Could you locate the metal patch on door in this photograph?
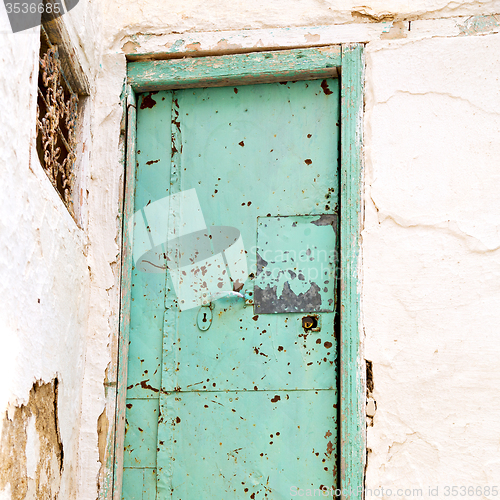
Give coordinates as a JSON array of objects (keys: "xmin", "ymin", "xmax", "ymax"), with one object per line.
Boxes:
[{"xmin": 254, "ymin": 215, "xmax": 338, "ymax": 314}]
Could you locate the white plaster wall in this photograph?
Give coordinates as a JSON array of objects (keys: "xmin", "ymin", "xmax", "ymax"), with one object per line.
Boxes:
[
  {"xmin": 0, "ymin": 2, "xmax": 126, "ymax": 498},
  {"xmin": 363, "ymin": 34, "xmax": 500, "ymax": 497},
  {"xmin": 0, "ymin": 15, "xmax": 89, "ymax": 500},
  {"xmin": 0, "ymin": 1, "xmax": 103, "ymax": 498},
  {"xmin": 102, "ymin": 0, "xmax": 500, "ymax": 36},
  {"xmin": 77, "ymin": 49, "xmax": 126, "ymax": 500},
  {"xmin": 43, "ymin": 2, "xmax": 125, "ymax": 499}
]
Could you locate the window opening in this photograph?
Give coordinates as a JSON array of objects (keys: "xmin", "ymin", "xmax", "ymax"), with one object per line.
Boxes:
[{"xmin": 36, "ymin": 25, "xmax": 79, "ymax": 219}]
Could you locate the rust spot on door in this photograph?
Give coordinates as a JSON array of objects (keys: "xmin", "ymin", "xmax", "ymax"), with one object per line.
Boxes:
[
  {"xmin": 320, "ymin": 80, "xmax": 333, "ymax": 95},
  {"xmin": 326, "ymin": 441, "xmax": 333, "ymax": 456},
  {"xmin": 140, "ymin": 380, "xmax": 159, "ymax": 393},
  {"xmin": 140, "ymin": 92, "xmax": 158, "ymax": 109}
]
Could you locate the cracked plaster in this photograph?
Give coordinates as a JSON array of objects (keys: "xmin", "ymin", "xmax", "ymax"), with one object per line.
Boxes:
[
  {"xmin": 100, "ymin": 0, "xmax": 500, "ymax": 40},
  {"xmin": 364, "ymin": 33, "xmax": 500, "ymax": 493}
]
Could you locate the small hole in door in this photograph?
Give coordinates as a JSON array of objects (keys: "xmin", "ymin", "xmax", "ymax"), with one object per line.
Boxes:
[{"xmin": 302, "ymin": 315, "xmax": 319, "ymax": 331}]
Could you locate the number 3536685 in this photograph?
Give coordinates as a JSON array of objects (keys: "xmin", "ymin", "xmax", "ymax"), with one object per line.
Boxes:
[{"xmin": 5, "ymin": 2, "xmax": 61, "ymax": 14}]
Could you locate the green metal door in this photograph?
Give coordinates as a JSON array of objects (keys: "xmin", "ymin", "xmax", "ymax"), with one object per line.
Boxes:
[{"xmin": 123, "ymin": 78, "xmax": 340, "ymax": 499}]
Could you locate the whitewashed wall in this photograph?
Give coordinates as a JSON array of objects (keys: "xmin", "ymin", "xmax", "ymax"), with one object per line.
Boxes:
[
  {"xmin": 0, "ymin": 2, "xmax": 111, "ymax": 499},
  {"xmin": 364, "ymin": 33, "xmax": 500, "ymax": 497},
  {"xmin": 1, "ymin": 1, "xmax": 499, "ymax": 499}
]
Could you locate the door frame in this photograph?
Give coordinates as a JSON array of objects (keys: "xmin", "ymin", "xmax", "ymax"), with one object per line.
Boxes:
[{"xmin": 112, "ymin": 44, "xmax": 364, "ymax": 500}]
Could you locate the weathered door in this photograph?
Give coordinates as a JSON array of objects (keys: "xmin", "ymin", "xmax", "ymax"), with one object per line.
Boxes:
[{"xmin": 123, "ymin": 78, "xmax": 340, "ymax": 499}]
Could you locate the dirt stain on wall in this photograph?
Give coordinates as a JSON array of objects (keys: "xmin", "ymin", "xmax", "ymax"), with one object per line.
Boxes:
[
  {"xmin": 97, "ymin": 408, "xmax": 109, "ymax": 468},
  {"xmin": 0, "ymin": 379, "xmax": 63, "ymax": 500}
]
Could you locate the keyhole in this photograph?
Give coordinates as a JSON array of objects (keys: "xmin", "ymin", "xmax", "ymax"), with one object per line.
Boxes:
[{"xmin": 197, "ymin": 304, "xmax": 213, "ymax": 331}]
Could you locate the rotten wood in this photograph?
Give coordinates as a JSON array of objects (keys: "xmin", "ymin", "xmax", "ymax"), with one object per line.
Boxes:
[
  {"xmin": 127, "ymin": 47, "xmax": 341, "ymax": 92},
  {"xmin": 113, "ymin": 85, "xmax": 137, "ymax": 500},
  {"xmin": 340, "ymin": 43, "xmax": 365, "ymax": 500},
  {"xmin": 42, "ymin": 11, "xmax": 90, "ymax": 96}
]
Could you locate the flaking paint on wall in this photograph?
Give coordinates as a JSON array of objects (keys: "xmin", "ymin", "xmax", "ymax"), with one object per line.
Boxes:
[
  {"xmin": 0, "ymin": 380, "xmax": 63, "ymax": 500},
  {"xmin": 101, "ymin": 0, "xmax": 500, "ymax": 40},
  {"xmin": 364, "ymin": 33, "xmax": 500, "ymax": 492},
  {"xmin": 0, "ymin": 2, "xmax": 98, "ymax": 499},
  {"xmin": 97, "ymin": 409, "xmax": 109, "ymax": 477}
]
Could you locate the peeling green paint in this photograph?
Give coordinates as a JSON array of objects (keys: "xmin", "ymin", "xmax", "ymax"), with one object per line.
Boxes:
[
  {"xmin": 115, "ymin": 44, "xmax": 365, "ymax": 500},
  {"xmin": 340, "ymin": 44, "xmax": 364, "ymax": 500},
  {"xmin": 168, "ymin": 38, "xmax": 185, "ymax": 53},
  {"xmin": 127, "ymin": 47, "xmax": 341, "ymax": 92},
  {"xmin": 459, "ymin": 15, "xmax": 499, "ymax": 36}
]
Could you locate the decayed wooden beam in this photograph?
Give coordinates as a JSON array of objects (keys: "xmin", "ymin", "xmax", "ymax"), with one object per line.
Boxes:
[{"xmin": 128, "ymin": 46, "xmax": 341, "ymax": 92}]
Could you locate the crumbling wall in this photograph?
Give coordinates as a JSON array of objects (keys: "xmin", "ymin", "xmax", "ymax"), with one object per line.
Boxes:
[
  {"xmin": 0, "ymin": 380, "xmax": 63, "ymax": 500},
  {"xmin": 0, "ymin": 1, "xmax": 99, "ymax": 499},
  {"xmin": 101, "ymin": 0, "xmax": 500, "ymax": 38},
  {"xmin": 363, "ymin": 32, "xmax": 500, "ymax": 495}
]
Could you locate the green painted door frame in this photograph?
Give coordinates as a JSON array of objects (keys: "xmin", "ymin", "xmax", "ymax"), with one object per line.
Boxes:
[{"xmin": 113, "ymin": 44, "xmax": 364, "ymax": 500}]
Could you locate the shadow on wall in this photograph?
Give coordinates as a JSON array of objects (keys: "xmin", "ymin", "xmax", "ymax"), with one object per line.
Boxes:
[{"xmin": 0, "ymin": 379, "xmax": 63, "ymax": 499}]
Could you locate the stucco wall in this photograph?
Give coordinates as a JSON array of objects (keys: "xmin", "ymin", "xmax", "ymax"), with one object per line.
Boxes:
[
  {"xmin": 364, "ymin": 33, "xmax": 500, "ymax": 497},
  {"xmin": 1, "ymin": 1, "xmax": 499, "ymax": 499},
  {"xmin": 101, "ymin": 0, "xmax": 500, "ymax": 34}
]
